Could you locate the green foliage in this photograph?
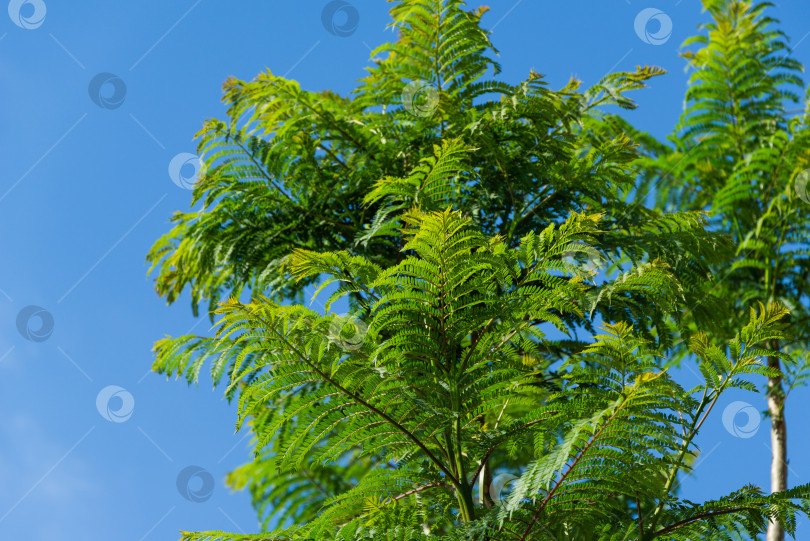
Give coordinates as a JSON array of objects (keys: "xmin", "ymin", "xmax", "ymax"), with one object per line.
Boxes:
[
  {"xmin": 167, "ymin": 211, "xmax": 809, "ymax": 539},
  {"xmin": 145, "ymin": 1, "xmax": 810, "ymax": 538},
  {"xmin": 636, "ymin": 0, "xmax": 810, "ymax": 345},
  {"xmin": 622, "ymin": 3, "xmax": 810, "ymax": 536},
  {"xmin": 146, "ymin": 0, "xmax": 724, "ymax": 331}
]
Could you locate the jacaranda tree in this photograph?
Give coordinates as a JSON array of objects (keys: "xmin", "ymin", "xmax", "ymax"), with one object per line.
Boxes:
[
  {"xmin": 624, "ymin": 2, "xmax": 810, "ymax": 538},
  {"xmin": 173, "ymin": 209, "xmax": 808, "ymax": 539},
  {"xmin": 146, "ymin": 0, "xmax": 810, "ymax": 538}
]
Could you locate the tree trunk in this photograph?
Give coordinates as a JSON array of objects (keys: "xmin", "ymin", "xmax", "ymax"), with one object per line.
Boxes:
[
  {"xmin": 479, "ymin": 458, "xmax": 494, "ymax": 509},
  {"xmin": 766, "ymin": 350, "xmax": 787, "ymax": 541}
]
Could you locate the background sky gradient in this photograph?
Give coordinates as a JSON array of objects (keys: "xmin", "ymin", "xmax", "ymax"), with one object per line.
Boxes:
[{"xmin": 2, "ymin": 1, "xmax": 810, "ymax": 539}]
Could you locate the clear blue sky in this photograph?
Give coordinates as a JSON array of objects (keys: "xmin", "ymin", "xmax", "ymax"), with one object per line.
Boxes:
[{"xmin": 2, "ymin": 1, "xmax": 810, "ymax": 539}]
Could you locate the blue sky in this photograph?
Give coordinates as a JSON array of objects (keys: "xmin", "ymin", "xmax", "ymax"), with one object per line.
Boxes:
[{"xmin": 2, "ymin": 1, "xmax": 810, "ymax": 539}]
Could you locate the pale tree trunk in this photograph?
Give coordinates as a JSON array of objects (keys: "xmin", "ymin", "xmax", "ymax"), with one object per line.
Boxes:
[
  {"xmin": 766, "ymin": 347, "xmax": 787, "ymax": 541},
  {"xmin": 478, "ymin": 458, "xmax": 494, "ymax": 509}
]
